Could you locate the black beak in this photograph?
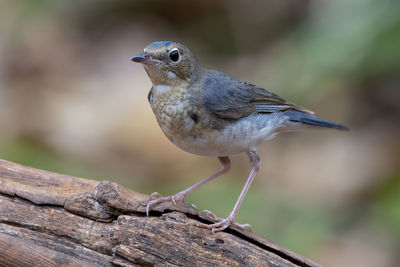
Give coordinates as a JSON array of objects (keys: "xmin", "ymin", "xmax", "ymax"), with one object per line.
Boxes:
[
  {"xmin": 131, "ymin": 53, "xmax": 149, "ymax": 63},
  {"xmin": 131, "ymin": 53, "xmax": 161, "ymax": 65}
]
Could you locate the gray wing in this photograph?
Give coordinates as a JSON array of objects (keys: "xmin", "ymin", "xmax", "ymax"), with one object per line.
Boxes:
[{"xmin": 202, "ymin": 70, "xmax": 313, "ymax": 120}]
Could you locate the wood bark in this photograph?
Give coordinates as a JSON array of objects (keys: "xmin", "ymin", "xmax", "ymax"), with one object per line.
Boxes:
[{"xmin": 0, "ymin": 159, "xmax": 320, "ymax": 267}]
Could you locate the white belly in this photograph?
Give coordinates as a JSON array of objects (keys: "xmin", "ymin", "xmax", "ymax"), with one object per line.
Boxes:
[{"xmin": 172, "ymin": 113, "xmax": 288, "ymax": 157}]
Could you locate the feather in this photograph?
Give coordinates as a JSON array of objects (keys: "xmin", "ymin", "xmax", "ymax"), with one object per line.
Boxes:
[{"xmin": 202, "ymin": 69, "xmax": 313, "ymax": 119}]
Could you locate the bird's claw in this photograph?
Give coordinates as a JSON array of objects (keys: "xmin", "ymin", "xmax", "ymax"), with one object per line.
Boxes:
[
  {"xmin": 146, "ymin": 196, "xmax": 252, "ymax": 233},
  {"xmin": 149, "ymin": 192, "xmax": 163, "ymax": 200},
  {"xmin": 146, "ymin": 192, "xmax": 185, "ymax": 216},
  {"xmin": 237, "ymin": 223, "xmax": 252, "ymax": 231},
  {"xmin": 171, "ymin": 195, "xmax": 177, "ymax": 205},
  {"xmin": 202, "ymin": 209, "xmax": 220, "ymax": 220},
  {"xmin": 199, "ymin": 210, "xmax": 252, "ymax": 232},
  {"xmin": 196, "ymin": 215, "xmax": 235, "ymax": 233}
]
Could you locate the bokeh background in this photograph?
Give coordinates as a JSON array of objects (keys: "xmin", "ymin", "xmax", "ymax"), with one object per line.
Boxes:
[{"xmin": 1, "ymin": 0, "xmax": 399, "ymax": 266}]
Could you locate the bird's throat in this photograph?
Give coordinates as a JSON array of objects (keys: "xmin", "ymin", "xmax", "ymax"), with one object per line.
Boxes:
[{"xmin": 144, "ymin": 65, "xmax": 168, "ymax": 86}]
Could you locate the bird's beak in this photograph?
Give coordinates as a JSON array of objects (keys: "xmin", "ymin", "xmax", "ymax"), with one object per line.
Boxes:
[{"xmin": 131, "ymin": 53, "xmax": 160, "ymax": 65}]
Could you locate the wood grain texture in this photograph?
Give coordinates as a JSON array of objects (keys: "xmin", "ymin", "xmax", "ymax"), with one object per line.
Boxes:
[{"xmin": 0, "ymin": 159, "xmax": 320, "ymax": 267}]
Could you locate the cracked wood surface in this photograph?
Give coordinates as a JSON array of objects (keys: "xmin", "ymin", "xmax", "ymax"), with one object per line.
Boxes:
[{"xmin": 0, "ymin": 159, "xmax": 320, "ymax": 267}]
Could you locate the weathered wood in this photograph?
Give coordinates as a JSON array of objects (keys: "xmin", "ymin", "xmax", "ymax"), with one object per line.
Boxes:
[{"xmin": 0, "ymin": 159, "xmax": 320, "ymax": 267}]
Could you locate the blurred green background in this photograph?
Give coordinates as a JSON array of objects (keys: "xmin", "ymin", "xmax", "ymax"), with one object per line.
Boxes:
[{"xmin": 0, "ymin": 0, "xmax": 399, "ymax": 266}]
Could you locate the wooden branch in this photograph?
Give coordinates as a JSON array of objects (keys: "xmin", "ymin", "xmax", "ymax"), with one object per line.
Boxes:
[{"xmin": 0, "ymin": 159, "xmax": 320, "ymax": 267}]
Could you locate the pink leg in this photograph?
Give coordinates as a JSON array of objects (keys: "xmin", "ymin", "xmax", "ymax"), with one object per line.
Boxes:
[
  {"xmin": 146, "ymin": 157, "xmax": 231, "ymax": 216},
  {"xmin": 197, "ymin": 149, "xmax": 261, "ymax": 233}
]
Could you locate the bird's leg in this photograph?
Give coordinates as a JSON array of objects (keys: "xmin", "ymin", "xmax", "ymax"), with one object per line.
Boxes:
[
  {"xmin": 197, "ymin": 149, "xmax": 261, "ymax": 233},
  {"xmin": 146, "ymin": 157, "xmax": 231, "ymax": 215}
]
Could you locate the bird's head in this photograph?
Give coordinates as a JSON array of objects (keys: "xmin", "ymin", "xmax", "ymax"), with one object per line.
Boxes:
[{"xmin": 131, "ymin": 41, "xmax": 201, "ymax": 87}]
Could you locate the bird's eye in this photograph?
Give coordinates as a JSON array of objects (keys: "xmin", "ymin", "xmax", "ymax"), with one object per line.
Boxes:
[{"xmin": 169, "ymin": 49, "xmax": 180, "ymax": 62}]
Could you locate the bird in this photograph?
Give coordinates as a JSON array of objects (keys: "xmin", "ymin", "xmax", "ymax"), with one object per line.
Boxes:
[{"xmin": 131, "ymin": 41, "xmax": 348, "ymax": 233}]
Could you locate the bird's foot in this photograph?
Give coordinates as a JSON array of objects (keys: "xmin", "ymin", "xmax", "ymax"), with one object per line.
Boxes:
[
  {"xmin": 197, "ymin": 210, "xmax": 252, "ymax": 233},
  {"xmin": 146, "ymin": 192, "xmax": 186, "ymax": 216},
  {"xmin": 196, "ymin": 214, "xmax": 236, "ymax": 233}
]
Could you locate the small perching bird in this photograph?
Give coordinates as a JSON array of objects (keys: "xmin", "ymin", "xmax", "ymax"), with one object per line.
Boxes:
[{"xmin": 131, "ymin": 41, "xmax": 348, "ymax": 233}]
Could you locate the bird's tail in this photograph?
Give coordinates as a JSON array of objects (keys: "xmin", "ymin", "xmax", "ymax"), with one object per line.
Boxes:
[{"xmin": 284, "ymin": 110, "xmax": 349, "ymax": 130}]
